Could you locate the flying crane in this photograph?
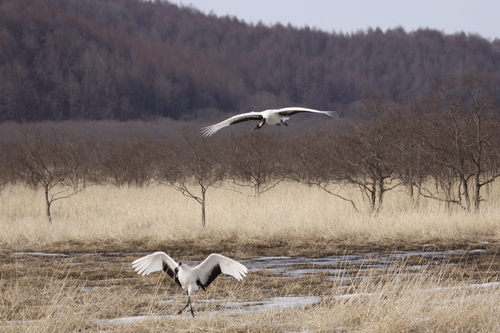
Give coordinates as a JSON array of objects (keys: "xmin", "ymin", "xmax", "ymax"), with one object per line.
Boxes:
[{"xmin": 201, "ymin": 107, "xmax": 338, "ymax": 136}]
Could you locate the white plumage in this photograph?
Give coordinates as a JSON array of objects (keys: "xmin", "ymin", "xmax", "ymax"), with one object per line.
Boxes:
[
  {"xmin": 201, "ymin": 107, "xmax": 338, "ymax": 137},
  {"xmin": 132, "ymin": 252, "xmax": 247, "ymax": 316}
]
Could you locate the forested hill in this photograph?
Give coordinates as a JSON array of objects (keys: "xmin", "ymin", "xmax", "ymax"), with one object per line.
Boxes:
[{"xmin": 1, "ymin": 0, "xmax": 500, "ymax": 122}]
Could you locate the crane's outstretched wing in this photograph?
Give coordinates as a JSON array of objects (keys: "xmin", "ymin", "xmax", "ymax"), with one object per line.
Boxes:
[
  {"xmin": 132, "ymin": 252, "xmax": 180, "ymax": 286},
  {"xmin": 277, "ymin": 107, "xmax": 338, "ymax": 118},
  {"xmin": 194, "ymin": 254, "xmax": 248, "ymax": 290},
  {"xmin": 201, "ymin": 112, "xmax": 263, "ymax": 137}
]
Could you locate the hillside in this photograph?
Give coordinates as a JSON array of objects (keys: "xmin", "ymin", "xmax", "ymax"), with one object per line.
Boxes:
[{"xmin": 0, "ymin": 0, "xmax": 499, "ymax": 121}]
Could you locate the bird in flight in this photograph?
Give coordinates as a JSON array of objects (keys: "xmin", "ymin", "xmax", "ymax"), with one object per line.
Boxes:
[
  {"xmin": 201, "ymin": 107, "xmax": 338, "ymax": 137},
  {"xmin": 132, "ymin": 252, "xmax": 248, "ymax": 317}
]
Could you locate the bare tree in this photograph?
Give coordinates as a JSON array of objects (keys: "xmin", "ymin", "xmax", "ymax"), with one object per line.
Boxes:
[
  {"xmin": 416, "ymin": 74, "xmax": 500, "ymax": 212},
  {"xmin": 0, "ymin": 142, "xmax": 15, "ymax": 192},
  {"xmin": 465, "ymin": 75, "xmax": 500, "ymax": 211},
  {"xmin": 224, "ymin": 132, "xmax": 286, "ymax": 198},
  {"xmin": 156, "ymin": 130, "xmax": 224, "ymax": 227},
  {"xmin": 289, "ymin": 131, "xmax": 359, "ymax": 211},
  {"xmin": 12, "ymin": 124, "xmax": 89, "ymax": 222},
  {"xmin": 331, "ymin": 97, "xmax": 401, "ymax": 213},
  {"xmin": 101, "ymin": 136, "xmax": 156, "ymax": 187},
  {"xmin": 388, "ymin": 105, "xmax": 430, "ymax": 204}
]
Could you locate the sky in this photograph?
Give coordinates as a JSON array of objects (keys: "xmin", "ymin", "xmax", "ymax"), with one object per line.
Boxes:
[{"xmin": 174, "ymin": 0, "xmax": 500, "ymax": 41}]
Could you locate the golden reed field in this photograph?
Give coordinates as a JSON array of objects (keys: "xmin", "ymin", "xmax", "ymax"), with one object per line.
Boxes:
[{"xmin": 1, "ymin": 182, "xmax": 500, "ymax": 332}]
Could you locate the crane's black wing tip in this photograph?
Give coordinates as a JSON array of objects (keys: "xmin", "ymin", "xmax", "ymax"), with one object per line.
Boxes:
[{"xmin": 197, "ymin": 264, "xmax": 222, "ymax": 290}]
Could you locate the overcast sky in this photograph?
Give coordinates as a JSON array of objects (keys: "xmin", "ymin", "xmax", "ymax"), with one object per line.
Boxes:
[{"xmin": 174, "ymin": 0, "xmax": 500, "ymax": 40}]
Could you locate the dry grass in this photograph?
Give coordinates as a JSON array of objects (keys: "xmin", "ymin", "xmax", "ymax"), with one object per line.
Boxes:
[
  {"xmin": 1, "ymin": 182, "xmax": 500, "ymax": 252},
  {"xmin": 1, "ymin": 251, "xmax": 500, "ymax": 332},
  {"xmin": 1, "ymin": 182, "xmax": 500, "ymax": 332}
]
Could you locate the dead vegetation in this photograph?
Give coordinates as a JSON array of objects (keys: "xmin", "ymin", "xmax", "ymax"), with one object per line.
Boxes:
[
  {"xmin": 1, "ymin": 182, "xmax": 499, "ymax": 252},
  {"xmin": 1, "ymin": 182, "xmax": 500, "ymax": 331},
  {"xmin": 1, "ymin": 246, "xmax": 500, "ymax": 332}
]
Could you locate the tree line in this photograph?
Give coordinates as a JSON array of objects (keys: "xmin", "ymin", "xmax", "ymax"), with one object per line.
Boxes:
[
  {"xmin": 1, "ymin": 0, "xmax": 500, "ymax": 122},
  {"xmin": 1, "ymin": 74, "xmax": 499, "ymax": 225}
]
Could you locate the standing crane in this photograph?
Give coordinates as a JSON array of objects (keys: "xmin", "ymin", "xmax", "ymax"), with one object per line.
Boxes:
[{"xmin": 132, "ymin": 252, "xmax": 248, "ymax": 317}]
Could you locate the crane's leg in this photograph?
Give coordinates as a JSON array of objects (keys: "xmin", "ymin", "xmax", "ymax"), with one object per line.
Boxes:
[
  {"xmin": 178, "ymin": 296, "xmax": 195, "ymax": 317},
  {"xmin": 189, "ymin": 298, "xmax": 195, "ymax": 317},
  {"xmin": 178, "ymin": 297, "xmax": 190, "ymax": 314}
]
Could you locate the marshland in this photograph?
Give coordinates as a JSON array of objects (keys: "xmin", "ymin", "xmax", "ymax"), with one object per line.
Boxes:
[
  {"xmin": 1, "ymin": 182, "xmax": 500, "ymax": 332},
  {"xmin": 1, "ymin": 116, "xmax": 500, "ymax": 332},
  {"xmin": 2, "ymin": 1, "xmax": 500, "ymax": 331},
  {"xmin": 2, "ymin": 82, "xmax": 500, "ymax": 332}
]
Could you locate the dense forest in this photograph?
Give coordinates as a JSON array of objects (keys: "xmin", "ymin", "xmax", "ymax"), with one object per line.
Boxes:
[{"xmin": 1, "ymin": 0, "xmax": 500, "ymax": 122}]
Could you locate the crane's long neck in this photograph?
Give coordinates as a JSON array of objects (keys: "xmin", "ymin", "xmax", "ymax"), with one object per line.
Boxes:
[{"xmin": 254, "ymin": 118, "xmax": 266, "ymax": 130}]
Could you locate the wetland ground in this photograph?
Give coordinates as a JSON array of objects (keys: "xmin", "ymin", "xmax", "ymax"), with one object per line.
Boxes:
[{"xmin": 1, "ymin": 183, "xmax": 500, "ymax": 332}]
